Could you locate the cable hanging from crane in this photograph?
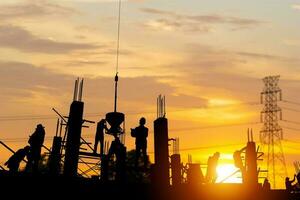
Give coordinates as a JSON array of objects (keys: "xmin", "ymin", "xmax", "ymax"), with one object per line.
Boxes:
[
  {"xmin": 115, "ymin": 0, "xmax": 122, "ymax": 74},
  {"xmin": 113, "ymin": 0, "xmax": 122, "ymax": 112},
  {"xmin": 105, "ymin": 0, "xmax": 125, "ymax": 140}
]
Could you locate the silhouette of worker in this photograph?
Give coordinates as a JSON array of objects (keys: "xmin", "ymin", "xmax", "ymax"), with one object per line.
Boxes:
[
  {"xmin": 131, "ymin": 117, "xmax": 148, "ymax": 168},
  {"xmin": 108, "ymin": 134, "xmax": 126, "ymax": 181},
  {"xmin": 233, "ymin": 150, "xmax": 246, "ymax": 180},
  {"xmin": 286, "ymin": 175, "xmax": 297, "ymax": 192},
  {"xmin": 94, "ymin": 119, "xmax": 108, "ymax": 155},
  {"xmin": 26, "ymin": 124, "xmax": 45, "ymax": 173},
  {"xmin": 206, "ymin": 152, "xmax": 220, "ymax": 183},
  {"xmin": 262, "ymin": 178, "xmax": 271, "ymax": 190},
  {"xmin": 5, "ymin": 146, "xmax": 30, "ymax": 173}
]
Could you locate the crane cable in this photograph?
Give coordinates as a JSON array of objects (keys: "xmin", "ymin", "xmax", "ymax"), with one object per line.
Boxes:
[
  {"xmin": 115, "ymin": 0, "xmax": 122, "ymax": 74},
  {"xmin": 113, "ymin": 0, "xmax": 122, "ymax": 112}
]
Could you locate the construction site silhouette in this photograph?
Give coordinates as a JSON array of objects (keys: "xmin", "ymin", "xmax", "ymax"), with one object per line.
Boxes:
[
  {"xmin": 0, "ymin": 75, "xmax": 300, "ymax": 200},
  {"xmin": 0, "ymin": 0, "xmax": 300, "ymax": 200}
]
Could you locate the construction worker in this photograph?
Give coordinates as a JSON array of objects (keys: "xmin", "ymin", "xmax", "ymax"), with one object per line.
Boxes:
[
  {"xmin": 94, "ymin": 119, "xmax": 108, "ymax": 155},
  {"xmin": 285, "ymin": 175, "xmax": 297, "ymax": 192},
  {"xmin": 26, "ymin": 124, "xmax": 45, "ymax": 173},
  {"xmin": 131, "ymin": 117, "xmax": 148, "ymax": 168},
  {"xmin": 262, "ymin": 178, "xmax": 271, "ymax": 190},
  {"xmin": 5, "ymin": 146, "xmax": 30, "ymax": 173},
  {"xmin": 108, "ymin": 134, "xmax": 126, "ymax": 181},
  {"xmin": 233, "ymin": 150, "xmax": 246, "ymax": 181},
  {"xmin": 206, "ymin": 152, "xmax": 220, "ymax": 183}
]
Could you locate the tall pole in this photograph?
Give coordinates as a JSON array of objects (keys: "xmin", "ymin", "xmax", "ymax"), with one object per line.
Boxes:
[
  {"xmin": 114, "ymin": 73, "xmax": 118, "ymax": 112},
  {"xmin": 260, "ymin": 75, "xmax": 287, "ymax": 188}
]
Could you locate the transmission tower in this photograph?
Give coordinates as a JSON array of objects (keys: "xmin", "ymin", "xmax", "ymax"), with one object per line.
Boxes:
[{"xmin": 260, "ymin": 75, "xmax": 287, "ymax": 188}]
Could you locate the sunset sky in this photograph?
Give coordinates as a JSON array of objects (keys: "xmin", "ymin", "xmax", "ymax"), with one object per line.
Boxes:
[{"xmin": 1, "ymin": 0, "xmax": 300, "ymax": 188}]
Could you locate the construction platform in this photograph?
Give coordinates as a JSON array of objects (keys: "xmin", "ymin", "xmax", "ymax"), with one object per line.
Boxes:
[{"xmin": 0, "ymin": 171, "xmax": 299, "ymax": 200}]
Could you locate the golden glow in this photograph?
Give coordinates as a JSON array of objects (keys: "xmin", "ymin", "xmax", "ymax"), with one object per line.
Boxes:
[
  {"xmin": 208, "ymin": 98, "xmax": 240, "ymax": 107},
  {"xmin": 0, "ymin": 0, "xmax": 298, "ymax": 189},
  {"xmin": 216, "ymin": 164, "xmax": 242, "ymax": 183}
]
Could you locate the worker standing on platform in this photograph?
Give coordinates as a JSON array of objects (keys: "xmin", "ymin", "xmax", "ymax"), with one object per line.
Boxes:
[
  {"xmin": 5, "ymin": 146, "xmax": 30, "ymax": 173},
  {"xmin": 94, "ymin": 119, "xmax": 108, "ymax": 155},
  {"xmin": 26, "ymin": 124, "xmax": 45, "ymax": 173},
  {"xmin": 131, "ymin": 117, "xmax": 148, "ymax": 168}
]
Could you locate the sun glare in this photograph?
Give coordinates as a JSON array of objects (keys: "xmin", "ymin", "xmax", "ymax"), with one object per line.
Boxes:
[{"xmin": 216, "ymin": 164, "xmax": 242, "ymax": 183}]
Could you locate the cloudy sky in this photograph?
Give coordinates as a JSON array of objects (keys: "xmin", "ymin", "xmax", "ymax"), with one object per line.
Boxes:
[{"xmin": 0, "ymin": 0, "xmax": 300, "ymax": 187}]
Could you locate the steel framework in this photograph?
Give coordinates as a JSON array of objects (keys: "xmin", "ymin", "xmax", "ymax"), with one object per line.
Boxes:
[{"xmin": 260, "ymin": 75, "xmax": 287, "ymax": 188}]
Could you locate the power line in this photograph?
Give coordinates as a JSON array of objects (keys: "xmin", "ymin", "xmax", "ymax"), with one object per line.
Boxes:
[
  {"xmin": 115, "ymin": 0, "xmax": 122, "ymax": 73},
  {"xmin": 282, "ymin": 100, "xmax": 300, "ymax": 107},
  {"xmin": 0, "ymin": 101, "xmax": 261, "ymax": 122},
  {"xmin": 147, "ymin": 143, "xmax": 244, "ymax": 154},
  {"xmin": 282, "ymin": 145, "xmax": 300, "ymax": 151},
  {"xmin": 1, "ymin": 99, "xmax": 300, "ymax": 124},
  {"xmin": 281, "ymin": 106, "xmax": 300, "ymax": 113},
  {"xmin": 282, "ymin": 126, "xmax": 300, "ymax": 132},
  {"xmin": 281, "ymin": 119, "xmax": 300, "ymax": 126},
  {"xmin": 0, "ymin": 121, "xmax": 261, "ymax": 143},
  {"xmin": 169, "ymin": 122, "xmax": 261, "ymax": 132},
  {"xmin": 283, "ymin": 139, "xmax": 300, "ymax": 144},
  {"xmin": 176, "ymin": 143, "xmax": 243, "ymax": 152}
]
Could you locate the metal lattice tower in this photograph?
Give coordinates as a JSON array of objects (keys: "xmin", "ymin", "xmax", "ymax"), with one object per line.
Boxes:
[{"xmin": 260, "ymin": 75, "xmax": 287, "ymax": 188}]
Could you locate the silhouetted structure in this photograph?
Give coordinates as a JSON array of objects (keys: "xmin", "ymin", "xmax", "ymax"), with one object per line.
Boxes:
[
  {"xmin": 170, "ymin": 154, "xmax": 181, "ymax": 186},
  {"xmin": 48, "ymin": 119, "xmax": 62, "ymax": 175},
  {"xmin": 105, "ymin": 74, "xmax": 125, "ymax": 138},
  {"xmin": 131, "ymin": 117, "xmax": 148, "ymax": 168},
  {"xmin": 94, "ymin": 119, "xmax": 107, "ymax": 155},
  {"xmin": 2, "ymin": 76, "xmax": 300, "ymax": 200},
  {"xmin": 26, "ymin": 124, "xmax": 45, "ymax": 173},
  {"xmin": 153, "ymin": 95, "xmax": 169, "ymax": 187},
  {"xmin": 245, "ymin": 130, "xmax": 258, "ymax": 187},
  {"xmin": 187, "ymin": 163, "xmax": 204, "ymax": 185},
  {"xmin": 170, "ymin": 138, "xmax": 182, "ymax": 186},
  {"xmin": 100, "ymin": 155, "xmax": 109, "ymax": 182},
  {"xmin": 102, "ymin": 73, "xmax": 127, "ymax": 181},
  {"xmin": 234, "ymin": 129, "xmax": 262, "ymax": 188},
  {"xmin": 64, "ymin": 78, "xmax": 84, "ymax": 177},
  {"xmin": 260, "ymin": 75, "xmax": 287, "ymax": 188},
  {"xmin": 49, "ymin": 136, "xmax": 62, "ymax": 175},
  {"xmin": 5, "ymin": 146, "xmax": 30, "ymax": 173}
]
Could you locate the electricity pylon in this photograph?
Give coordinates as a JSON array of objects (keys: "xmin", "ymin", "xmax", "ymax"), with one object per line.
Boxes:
[{"xmin": 260, "ymin": 75, "xmax": 287, "ymax": 189}]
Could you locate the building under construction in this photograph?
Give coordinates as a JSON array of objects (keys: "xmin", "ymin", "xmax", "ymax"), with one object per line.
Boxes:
[{"xmin": 0, "ymin": 75, "xmax": 300, "ymax": 200}]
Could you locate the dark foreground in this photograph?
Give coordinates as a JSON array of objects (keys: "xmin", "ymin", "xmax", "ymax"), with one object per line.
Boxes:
[{"xmin": 0, "ymin": 172, "xmax": 299, "ymax": 200}]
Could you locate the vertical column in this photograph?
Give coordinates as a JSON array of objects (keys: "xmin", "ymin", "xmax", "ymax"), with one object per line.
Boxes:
[
  {"xmin": 64, "ymin": 101, "xmax": 84, "ymax": 177},
  {"xmin": 170, "ymin": 154, "xmax": 181, "ymax": 186},
  {"xmin": 245, "ymin": 141, "xmax": 258, "ymax": 186},
  {"xmin": 49, "ymin": 136, "xmax": 62, "ymax": 175},
  {"xmin": 154, "ymin": 117, "xmax": 170, "ymax": 187}
]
